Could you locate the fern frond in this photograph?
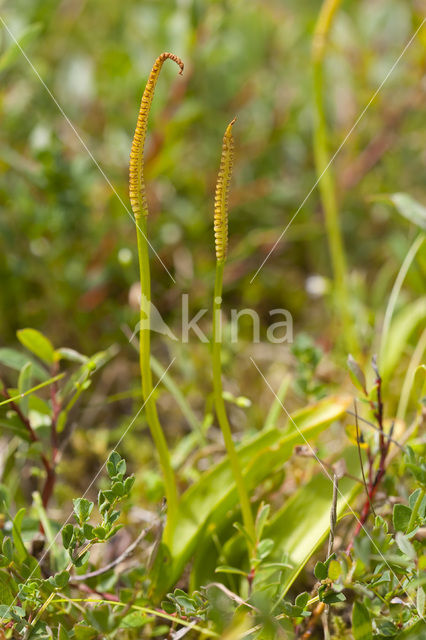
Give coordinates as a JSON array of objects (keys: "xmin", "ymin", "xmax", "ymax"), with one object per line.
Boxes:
[
  {"xmin": 214, "ymin": 118, "xmax": 236, "ymax": 264},
  {"xmin": 129, "ymin": 52, "xmax": 184, "ymax": 219}
]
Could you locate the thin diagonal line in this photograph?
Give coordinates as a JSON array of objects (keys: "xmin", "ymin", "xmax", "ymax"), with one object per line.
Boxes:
[
  {"xmin": 1, "ymin": 357, "xmax": 176, "ymax": 623},
  {"xmin": 250, "ymin": 356, "xmax": 423, "ymax": 616},
  {"xmin": 250, "ymin": 18, "xmax": 426, "ymax": 283},
  {"xmin": 0, "ymin": 15, "xmax": 176, "ymax": 284}
]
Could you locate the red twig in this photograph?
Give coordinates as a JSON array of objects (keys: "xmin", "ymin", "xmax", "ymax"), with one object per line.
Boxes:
[
  {"xmin": 1, "ymin": 375, "xmax": 60, "ymax": 510},
  {"xmin": 347, "ymin": 361, "xmax": 391, "ymax": 553}
]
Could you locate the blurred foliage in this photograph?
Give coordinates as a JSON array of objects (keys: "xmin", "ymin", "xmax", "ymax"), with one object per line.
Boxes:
[
  {"xmin": 0, "ymin": 0, "xmax": 425, "ymax": 636},
  {"xmin": 0, "ymin": 0, "xmax": 425, "ymax": 352}
]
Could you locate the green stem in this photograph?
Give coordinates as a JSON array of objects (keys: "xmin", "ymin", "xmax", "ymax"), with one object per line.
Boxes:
[
  {"xmin": 136, "ymin": 216, "xmax": 178, "ymax": 533},
  {"xmin": 0, "ymin": 373, "xmax": 65, "ymax": 408},
  {"xmin": 312, "ymin": 0, "xmax": 357, "ymax": 355},
  {"xmin": 406, "ymin": 488, "xmax": 425, "ymax": 533},
  {"xmin": 212, "ymin": 262, "xmax": 255, "ymax": 547}
]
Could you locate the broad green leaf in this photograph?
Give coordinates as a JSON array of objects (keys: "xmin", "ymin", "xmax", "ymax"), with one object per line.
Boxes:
[
  {"xmin": 153, "ymin": 394, "xmax": 351, "ymax": 597},
  {"xmin": 85, "ymin": 603, "xmax": 116, "ymax": 633},
  {"xmin": 380, "ymin": 297, "xmax": 426, "ymax": 382},
  {"xmin": 395, "ymin": 532, "xmax": 416, "ymax": 560},
  {"xmin": 376, "ymin": 619, "xmax": 396, "ymax": 636},
  {"xmin": 328, "ymin": 559, "xmax": 341, "ymax": 581},
  {"xmin": 0, "ymin": 348, "xmax": 48, "ymax": 381},
  {"xmin": 322, "ymin": 591, "xmax": 345, "ymax": 604},
  {"xmin": 0, "ymin": 419, "xmax": 30, "ymax": 441},
  {"xmin": 195, "ymin": 447, "xmax": 360, "ymax": 596},
  {"xmin": 295, "ymin": 592, "xmax": 309, "ymax": 609},
  {"xmin": 73, "ymin": 498, "xmax": 94, "ymax": 524},
  {"xmin": 12, "ymin": 508, "xmax": 28, "ymax": 562},
  {"xmin": 53, "ymin": 570, "xmax": 70, "ymax": 588},
  {"xmin": 2, "ymin": 537, "xmax": 13, "ymax": 561},
  {"xmin": 347, "ymin": 355, "xmax": 366, "ymax": 393},
  {"xmin": 0, "ymin": 572, "xmax": 14, "ymax": 605},
  {"xmin": 74, "ymin": 624, "xmax": 98, "ymax": 640},
  {"xmin": 55, "ymin": 348, "xmax": 88, "ymax": 364},
  {"xmin": 18, "ymin": 362, "xmax": 32, "ymax": 416},
  {"xmin": 259, "ymin": 447, "xmax": 360, "ymax": 598},
  {"xmin": 314, "ymin": 561, "xmax": 327, "ymax": 581},
  {"xmin": 61, "ymin": 524, "xmax": 74, "ymax": 549},
  {"xmin": 28, "ymin": 394, "xmax": 51, "ymax": 416},
  {"xmin": 386, "ymin": 193, "xmax": 426, "ymax": 231},
  {"xmin": 393, "ymin": 504, "xmax": 412, "ymax": 532},
  {"xmin": 352, "ymin": 601, "xmax": 372, "ymax": 640},
  {"xmin": 17, "ymin": 329, "xmax": 55, "ymax": 366},
  {"xmin": 121, "ymin": 611, "xmax": 150, "ymax": 629}
]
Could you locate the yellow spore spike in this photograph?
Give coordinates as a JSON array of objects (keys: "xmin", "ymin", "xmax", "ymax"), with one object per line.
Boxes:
[
  {"xmin": 129, "ymin": 52, "xmax": 184, "ymax": 219},
  {"xmin": 214, "ymin": 118, "xmax": 236, "ymax": 263}
]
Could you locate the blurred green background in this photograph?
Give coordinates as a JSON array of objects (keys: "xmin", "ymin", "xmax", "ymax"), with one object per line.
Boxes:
[{"xmin": 1, "ymin": 0, "xmax": 425, "ymax": 351}]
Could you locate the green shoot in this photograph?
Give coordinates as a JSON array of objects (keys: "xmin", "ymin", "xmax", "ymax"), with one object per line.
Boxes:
[
  {"xmin": 212, "ymin": 118, "xmax": 256, "ymax": 549},
  {"xmin": 129, "ymin": 53, "xmax": 184, "ymax": 532},
  {"xmin": 312, "ymin": 0, "xmax": 357, "ymax": 355}
]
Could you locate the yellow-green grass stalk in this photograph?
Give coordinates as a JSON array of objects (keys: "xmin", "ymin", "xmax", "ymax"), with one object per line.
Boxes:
[
  {"xmin": 129, "ymin": 53, "xmax": 183, "ymax": 531},
  {"xmin": 312, "ymin": 0, "xmax": 358, "ymax": 355},
  {"xmin": 212, "ymin": 118, "xmax": 256, "ymax": 547}
]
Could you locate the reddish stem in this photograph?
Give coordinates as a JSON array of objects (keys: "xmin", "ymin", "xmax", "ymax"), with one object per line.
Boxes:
[
  {"xmin": 347, "ymin": 366, "xmax": 390, "ymax": 554},
  {"xmin": 50, "ymin": 363, "xmax": 61, "ymax": 464},
  {"xmin": 1, "ymin": 378, "xmax": 59, "ymax": 511}
]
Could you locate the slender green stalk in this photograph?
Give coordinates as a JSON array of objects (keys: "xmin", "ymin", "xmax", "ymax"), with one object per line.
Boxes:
[
  {"xmin": 312, "ymin": 0, "xmax": 357, "ymax": 355},
  {"xmin": 0, "ymin": 373, "xmax": 64, "ymax": 407},
  {"xmin": 136, "ymin": 216, "xmax": 178, "ymax": 528},
  {"xmin": 129, "ymin": 53, "xmax": 184, "ymax": 531},
  {"xmin": 212, "ymin": 120, "xmax": 255, "ymax": 546}
]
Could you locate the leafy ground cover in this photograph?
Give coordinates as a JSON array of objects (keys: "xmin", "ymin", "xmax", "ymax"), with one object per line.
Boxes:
[{"xmin": 0, "ymin": 1, "xmax": 425, "ymax": 638}]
